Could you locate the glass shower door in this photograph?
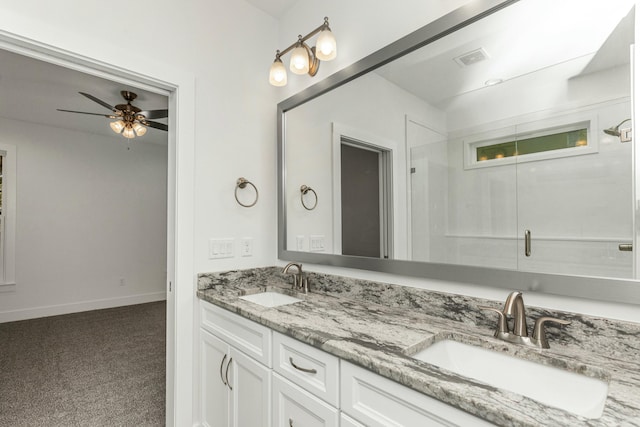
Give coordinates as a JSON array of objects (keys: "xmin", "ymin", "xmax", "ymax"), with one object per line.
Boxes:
[{"xmin": 515, "ymin": 102, "xmax": 634, "ymax": 279}]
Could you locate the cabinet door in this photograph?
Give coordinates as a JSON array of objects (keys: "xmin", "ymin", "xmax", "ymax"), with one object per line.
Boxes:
[
  {"xmin": 200, "ymin": 329, "xmax": 230, "ymax": 427},
  {"xmin": 272, "ymin": 373, "xmax": 339, "ymax": 427},
  {"xmin": 228, "ymin": 347, "xmax": 272, "ymax": 427}
]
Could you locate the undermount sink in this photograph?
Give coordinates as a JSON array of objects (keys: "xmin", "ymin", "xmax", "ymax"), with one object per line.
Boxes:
[
  {"xmin": 411, "ymin": 339, "xmax": 608, "ymax": 419},
  {"xmin": 239, "ymin": 291, "xmax": 302, "ymax": 308}
]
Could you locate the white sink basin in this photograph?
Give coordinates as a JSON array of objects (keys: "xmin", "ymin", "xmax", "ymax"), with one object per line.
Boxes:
[
  {"xmin": 239, "ymin": 291, "xmax": 302, "ymax": 308},
  {"xmin": 412, "ymin": 339, "xmax": 608, "ymax": 419}
]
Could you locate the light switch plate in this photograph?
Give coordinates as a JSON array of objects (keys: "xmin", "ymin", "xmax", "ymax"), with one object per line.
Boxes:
[
  {"xmin": 296, "ymin": 235, "xmax": 305, "ymax": 251},
  {"xmin": 209, "ymin": 238, "xmax": 235, "ymax": 259},
  {"xmin": 310, "ymin": 235, "xmax": 325, "ymax": 252}
]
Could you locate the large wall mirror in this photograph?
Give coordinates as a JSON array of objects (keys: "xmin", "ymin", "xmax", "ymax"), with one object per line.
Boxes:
[{"xmin": 278, "ymin": 0, "xmax": 640, "ymax": 304}]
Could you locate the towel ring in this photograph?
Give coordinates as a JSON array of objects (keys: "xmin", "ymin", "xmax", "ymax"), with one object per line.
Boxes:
[
  {"xmin": 235, "ymin": 177, "xmax": 258, "ymax": 208},
  {"xmin": 300, "ymin": 185, "xmax": 318, "ymax": 210}
]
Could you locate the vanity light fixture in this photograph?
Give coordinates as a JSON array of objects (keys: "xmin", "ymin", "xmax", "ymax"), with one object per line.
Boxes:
[{"xmin": 269, "ymin": 17, "xmax": 337, "ymax": 87}]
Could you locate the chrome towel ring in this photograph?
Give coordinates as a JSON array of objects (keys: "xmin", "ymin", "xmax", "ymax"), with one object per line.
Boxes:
[
  {"xmin": 235, "ymin": 177, "xmax": 258, "ymax": 207},
  {"xmin": 300, "ymin": 185, "xmax": 318, "ymax": 210}
]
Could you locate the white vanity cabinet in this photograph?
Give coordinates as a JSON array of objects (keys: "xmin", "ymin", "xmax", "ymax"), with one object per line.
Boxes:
[
  {"xmin": 199, "ymin": 301, "xmax": 272, "ymax": 427},
  {"xmin": 199, "ymin": 300, "xmax": 493, "ymax": 427}
]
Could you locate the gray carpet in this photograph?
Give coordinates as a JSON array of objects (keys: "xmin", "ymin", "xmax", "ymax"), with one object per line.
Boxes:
[{"xmin": 0, "ymin": 301, "xmax": 166, "ymax": 426}]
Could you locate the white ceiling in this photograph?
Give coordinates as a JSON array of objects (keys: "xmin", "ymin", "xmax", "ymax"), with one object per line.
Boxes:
[
  {"xmin": 244, "ymin": 0, "xmax": 299, "ymax": 18},
  {"xmin": 375, "ymin": 0, "xmax": 635, "ymax": 111},
  {"xmin": 0, "ymin": 49, "xmax": 169, "ymax": 145}
]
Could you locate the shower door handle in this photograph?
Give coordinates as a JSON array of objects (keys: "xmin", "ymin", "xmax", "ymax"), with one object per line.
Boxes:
[{"xmin": 524, "ymin": 230, "xmax": 531, "ymax": 257}]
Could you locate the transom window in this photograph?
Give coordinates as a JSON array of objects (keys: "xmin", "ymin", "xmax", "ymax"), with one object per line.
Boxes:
[
  {"xmin": 463, "ymin": 117, "xmax": 596, "ymax": 170},
  {"xmin": 476, "ymin": 128, "xmax": 588, "ymax": 162}
]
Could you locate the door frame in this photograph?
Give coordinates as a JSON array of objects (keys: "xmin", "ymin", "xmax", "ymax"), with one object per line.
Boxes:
[
  {"xmin": 0, "ymin": 29, "xmax": 196, "ymax": 426},
  {"xmin": 332, "ymin": 123, "xmax": 397, "ymax": 258}
]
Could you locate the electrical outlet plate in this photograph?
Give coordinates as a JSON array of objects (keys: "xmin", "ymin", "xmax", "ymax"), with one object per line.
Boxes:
[
  {"xmin": 296, "ymin": 235, "xmax": 305, "ymax": 251},
  {"xmin": 209, "ymin": 238, "xmax": 235, "ymax": 259},
  {"xmin": 240, "ymin": 237, "xmax": 253, "ymax": 257}
]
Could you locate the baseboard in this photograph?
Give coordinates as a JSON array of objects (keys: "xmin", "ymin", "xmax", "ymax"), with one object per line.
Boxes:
[{"xmin": 0, "ymin": 291, "xmax": 167, "ymax": 323}]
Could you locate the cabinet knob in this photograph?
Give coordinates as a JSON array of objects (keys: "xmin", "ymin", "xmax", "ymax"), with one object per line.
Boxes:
[{"xmin": 289, "ymin": 418, "xmax": 294, "ymax": 427}]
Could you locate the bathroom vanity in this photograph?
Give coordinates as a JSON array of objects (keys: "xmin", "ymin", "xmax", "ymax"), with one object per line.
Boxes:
[{"xmin": 197, "ymin": 267, "xmax": 640, "ymax": 426}]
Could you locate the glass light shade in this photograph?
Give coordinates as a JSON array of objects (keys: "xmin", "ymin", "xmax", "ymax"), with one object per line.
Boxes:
[
  {"xmin": 269, "ymin": 58, "xmax": 288, "ymax": 86},
  {"xmin": 290, "ymin": 45, "xmax": 310, "ymax": 74},
  {"xmin": 315, "ymin": 29, "xmax": 337, "ymax": 61},
  {"xmin": 122, "ymin": 125, "xmax": 135, "ymax": 139},
  {"xmin": 110, "ymin": 120, "xmax": 125, "ymax": 133},
  {"xmin": 133, "ymin": 122, "xmax": 147, "ymax": 136}
]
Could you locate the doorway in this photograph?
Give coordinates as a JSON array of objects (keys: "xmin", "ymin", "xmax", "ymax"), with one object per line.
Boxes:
[
  {"xmin": 340, "ymin": 137, "xmax": 393, "ymax": 258},
  {"xmin": 0, "ymin": 32, "xmax": 195, "ymax": 426}
]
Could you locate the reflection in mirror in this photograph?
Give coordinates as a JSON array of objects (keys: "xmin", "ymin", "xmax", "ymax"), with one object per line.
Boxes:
[{"xmin": 281, "ymin": 0, "xmax": 640, "ymax": 294}]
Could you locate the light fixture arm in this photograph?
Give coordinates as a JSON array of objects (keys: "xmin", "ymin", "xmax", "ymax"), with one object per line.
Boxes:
[
  {"xmin": 277, "ymin": 17, "xmax": 330, "ymax": 57},
  {"xmin": 615, "ymin": 118, "xmax": 632, "ymax": 128}
]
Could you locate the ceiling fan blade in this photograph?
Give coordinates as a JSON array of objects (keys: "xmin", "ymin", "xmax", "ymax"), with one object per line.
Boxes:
[
  {"xmin": 57, "ymin": 109, "xmax": 118, "ymax": 119},
  {"xmin": 143, "ymin": 120, "xmax": 169, "ymax": 131},
  {"xmin": 140, "ymin": 109, "xmax": 168, "ymax": 119},
  {"xmin": 79, "ymin": 92, "xmax": 117, "ymax": 112}
]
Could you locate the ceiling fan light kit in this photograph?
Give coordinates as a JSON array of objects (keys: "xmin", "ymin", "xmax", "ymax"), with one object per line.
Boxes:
[
  {"xmin": 269, "ymin": 17, "xmax": 337, "ymax": 87},
  {"xmin": 57, "ymin": 90, "xmax": 168, "ymax": 140}
]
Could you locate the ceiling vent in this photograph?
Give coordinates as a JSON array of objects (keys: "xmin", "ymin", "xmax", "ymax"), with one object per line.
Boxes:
[{"xmin": 454, "ymin": 48, "xmax": 490, "ymax": 67}]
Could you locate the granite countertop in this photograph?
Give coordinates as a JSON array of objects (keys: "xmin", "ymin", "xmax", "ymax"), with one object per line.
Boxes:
[{"xmin": 197, "ymin": 267, "xmax": 640, "ymax": 427}]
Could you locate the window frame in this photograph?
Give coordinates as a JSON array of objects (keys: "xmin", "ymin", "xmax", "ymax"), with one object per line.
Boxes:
[
  {"xmin": 0, "ymin": 143, "xmax": 17, "ymax": 287},
  {"xmin": 463, "ymin": 112, "xmax": 598, "ymax": 170}
]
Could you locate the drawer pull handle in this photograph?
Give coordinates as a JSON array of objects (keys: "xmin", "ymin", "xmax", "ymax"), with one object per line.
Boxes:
[
  {"xmin": 289, "ymin": 357, "xmax": 317, "ymax": 374},
  {"xmin": 225, "ymin": 357, "xmax": 233, "ymax": 390},
  {"xmin": 289, "ymin": 418, "xmax": 294, "ymax": 427},
  {"xmin": 219, "ymin": 354, "xmax": 227, "ymax": 385}
]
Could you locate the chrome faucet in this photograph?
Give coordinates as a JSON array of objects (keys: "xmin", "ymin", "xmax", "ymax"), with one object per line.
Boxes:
[
  {"xmin": 282, "ymin": 262, "xmax": 309, "ymax": 294},
  {"xmin": 480, "ymin": 291, "xmax": 570, "ymax": 349}
]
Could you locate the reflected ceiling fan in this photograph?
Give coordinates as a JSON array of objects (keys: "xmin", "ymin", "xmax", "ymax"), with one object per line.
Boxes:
[{"xmin": 57, "ymin": 91, "xmax": 168, "ymax": 139}]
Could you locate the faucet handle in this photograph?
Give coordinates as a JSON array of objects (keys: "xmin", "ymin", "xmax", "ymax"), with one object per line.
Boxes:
[
  {"xmin": 479, "ymin": 306, "xmax": 508, "ymax": 336},
  {"xmin": 532, "ymin": 316, "xmax": 571, "ymax": 349}
]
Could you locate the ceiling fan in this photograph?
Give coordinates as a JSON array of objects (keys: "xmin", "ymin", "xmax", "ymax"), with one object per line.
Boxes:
[{"xmin": 57, "ymin": 91, "xmax": 168, "ymax": 139}]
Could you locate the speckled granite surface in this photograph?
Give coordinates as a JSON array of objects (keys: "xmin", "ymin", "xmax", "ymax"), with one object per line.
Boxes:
[{"xmin": 197, "ymin": 267, "xmax": 640, "ymax": 426}]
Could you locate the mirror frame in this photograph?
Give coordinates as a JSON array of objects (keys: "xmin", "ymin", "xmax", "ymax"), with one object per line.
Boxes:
[{"xmin": 277, "ymin": 0, "xmax": 640, "ymax": 305}]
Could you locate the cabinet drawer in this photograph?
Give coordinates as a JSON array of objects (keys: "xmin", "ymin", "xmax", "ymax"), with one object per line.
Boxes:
[
  {"xmin": 273, "ymin": 332, "xmax": 339, "ymax": 406},
  {"xmin": 340, "ymin": 413, "xmax": 365, "ymax": 427},
  {"xmin": 200, "ymin": 300, "xmax": 272, "ymax": 367},
  {"xmin": 341, "ymin": 361, "xmax": 493, "ymax": 427},
  {"xmin": 273, "ymin": 373, "xmax": 339, "ymax": 427}
]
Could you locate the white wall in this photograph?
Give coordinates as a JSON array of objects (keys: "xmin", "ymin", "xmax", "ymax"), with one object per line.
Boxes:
[{"xmin": 0, "ymin": 117, "xmax": 167, "ymax": 321}]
